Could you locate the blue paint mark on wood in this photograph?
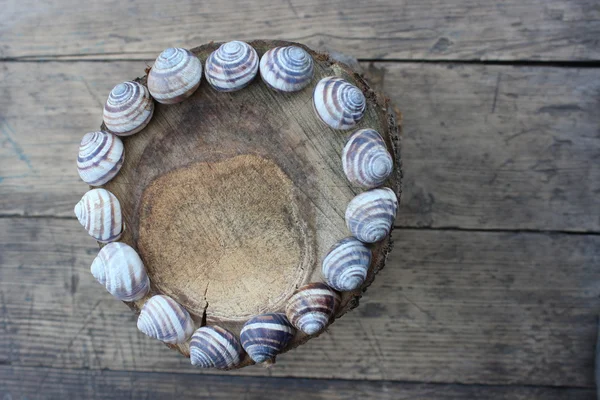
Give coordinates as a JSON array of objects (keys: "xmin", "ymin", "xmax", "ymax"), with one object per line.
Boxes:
[{"xmin": 0, "ymin": 117, "xmax": 34, "ymax": 172}]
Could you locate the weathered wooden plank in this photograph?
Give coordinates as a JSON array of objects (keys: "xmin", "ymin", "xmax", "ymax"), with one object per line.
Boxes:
[
  {"xmin": 0, "ymin": 366, "xmax": 593, "ymax": 400},
  {"xmin": 1, "ymin": 217, "xmax": 599, "ymax": 387},
  {"xmin": 2, "ymin": 0, "xmax": 599, "ymax": 61},
  {"xmin": 2, "ymin": 61, "xmax": 599, "ymax": 231}
]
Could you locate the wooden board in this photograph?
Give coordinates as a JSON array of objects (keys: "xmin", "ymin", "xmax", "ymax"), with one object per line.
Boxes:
[
  {"xmin": 0, "ymin": 366, "xmax": 594, "ymax": 400},
  {"xmin": 2, "ymin": 62, "xmax": 599, "ymax": 231},
  {"xmin": 2, "ymin": 0, "xmax": 600, "ymax": 61},
  {"xmin": 1, "ymin": 217, "xmax": 599, "ymax": 387}
]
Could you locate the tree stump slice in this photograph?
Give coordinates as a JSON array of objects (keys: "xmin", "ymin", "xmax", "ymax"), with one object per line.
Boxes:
[{"xmin": 100, "ymin": 39, "xmax": 402, "ymax": 368}]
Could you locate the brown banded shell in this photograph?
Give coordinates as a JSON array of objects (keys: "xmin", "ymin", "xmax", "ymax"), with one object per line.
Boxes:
[
  {"xmin": 342, "ymin": 128, "xmax": 393, "ymax": 189},
  {"xmin": 77, "ymin": 131, "xmax": 124, "ymax": 186},
  {"xmin": 240, "ymin": 313, "xmax": 294, "ymax": 364},
  {"xmin": 74, "ymin": 188, "xmax": 123, "ymax": 243},
  {"xmin": 90, "ymin": 242, "xmax": 150, "ymax": 302},
  {"xmin": 103, "ymin": 81, "xmax": 154, "ymax": 136},
  {"xmin": 313, "ymin": 76, "xmax": 366, "ymax": 130},
  {"xmin": 148, "ymin": 47, "xmax": 202, "ymax": 104},
  {"xmin": 259, "ymin": 46, "xmax": 314, "ymax": 92},
  {"xmin": 322, "ymin": 237, "xmax": 372, "ymax": 292},
  {"xmin": 190, "ymin": 326, "xmax": 243, "ymax": 369},
  {"xmin": 285, "ymin": 283, "xmax": 340, "ymax": 335},
  {"xmin": 345, "ymin": 188, "xmax": 398, "ymax": 243},
  {"xmin": 205, "ymin": 41, "xmax": 259, "ymax": 92},
  {"xmin": 137, "ymin": 295, "xmax": 195, "ymax": 344}
]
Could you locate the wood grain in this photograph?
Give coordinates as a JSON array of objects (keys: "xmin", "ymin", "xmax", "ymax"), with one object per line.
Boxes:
[
  {"xmin": 0, "ymin": 366, "xmax": 594, "ymax": 400},
  {"xmin": 2, "ymin": 61, "xmax": 599, "ymax": 231},
  {"xmin": 2, "ymin": 0, "xmax": 599, "ymax": 61},
  {"xmin": 2, "ymin": 217, "xmax": 599, "ymax": 387}
]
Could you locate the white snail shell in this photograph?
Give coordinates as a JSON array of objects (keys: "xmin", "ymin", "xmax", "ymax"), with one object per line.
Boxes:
[
  {"xmin": 77, "ymin": 131, "xmax": 124, "ymax": 186},
  {"xmin": 313, "ymin": 76, "xmax": 366, "ymax": 130},
  {"xmin": 148, "ymin": 48, "xmax": 202, "ymax": 104},
  {"xmin": 342, "ymin": 128, "xmax": 393, "ymax": 189},
  {"xmin": 240, "ymin": 313, "xmax": 294, "ymax": 364},
  {"xmin": 285, "ymin": 283, "xmax": 340, "ymax": 335},
  {"xmin": 259, "ymin": 46, "xmax": 314, "ymax": 92},
  {"xmin": 74, "ymin": 188, "xmax": 123, "ymax": 243},
  {"xmin": 90, "ymin": 242, "xmax": 150, "ymax": 302},
  {"xmin": 137, "ymin": 295, "xmax": 195, "ymax": 344},
  {"xmin": 103, "ymin": 81, "xmax": 154, "ymax": 136},
  {"xmin": 205, "ymin": 41, "xmax": 259, "ymax": 92},
  {"xmin": 190, "ymin": 326, "xmax": 243, "ymax": 369},
  {"xmin": 345, "ymin": 188, "xmax": 398, "ymax": 243},
  {"xmin": 322, "ymin": 237, "xmax": 372, "ymax": 292}
]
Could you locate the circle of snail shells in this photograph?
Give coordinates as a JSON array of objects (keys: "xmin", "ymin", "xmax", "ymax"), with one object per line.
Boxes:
[
  {"xmin": 148, "ymin": 47, "xmax": 203, "ymax": 104},
  {"xmin": 74, "ymin": 41, "xmax": 399, "ymax": 369},
  {"xmin": 103, "ymin": 81, "xmax": 154, "ymax": 136},
  {"xmin": 259, "ymin": 46, "xmax": 314, "ymax": 92},
  {"xmin": 205, "ymin": 41, "xmax": 259, "ymax": 92}
]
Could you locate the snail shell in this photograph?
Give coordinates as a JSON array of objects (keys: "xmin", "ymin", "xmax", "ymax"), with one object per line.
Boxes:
[
  {"xmin": 90, "ymin": 242, "xmax": 150, "ymax": 302},
  {"xmin": 259, "ymin": 46, "xmax": 314, "ymax": 92},
  {"xmin": 322, "ymin": 237, "xmax": 372, "ymax": 292},
  {"xmin": 342, "ymin": 129, "xmax": 393, "ymax": 189},
  {"xmin": 313, "ymin": 76, "xmax": 366, "ymax": 130},
  {"xmin": 77, "ymin": 131, "xmax": 124, "ymax": 186},
  {"xmin": 103, "ymin": 81, "xmax": 154, "ymax": 136},
  {"xmin": 240, "ymin": 313, "xmax": 295, "ymax": 364},
  {"xmin": 345, "ymin": 188, "xmax": 398, "ymax": 243},
  {"xmin": 190, "ymin": 326, "xmax": 243, "ymax": 369},
  {"xmin": 137, "ymin": 295, "xmax": 195, "ymax": 344},
  {"xmin": 285, "ymin": 283, "xmax": 340, "ymax": 335},
  {"xmin": 74, "ymin": 188, "xmax": 123, "ymax": 243},
  {"xmin": 148, "ymin": 48, "xmax": 202, "ymax": 104},
  {"xmin": 205, "ymin": 41, "xmax": 259, "ymax": 92}
]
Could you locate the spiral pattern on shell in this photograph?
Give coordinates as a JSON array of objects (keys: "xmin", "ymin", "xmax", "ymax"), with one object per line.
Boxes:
[
  {"xmin": 137, "ymin": 295, "xmax": 195, "ymax": 344},
  {"xmin": 103, "ymin": 81, "xmax": 154, "ymax": 136},
  {"xmin": 313, "ymin": 76, "xmax": 366, "ymax": 130},
  {"xmin": 74, "ymin": 188, "xmax": 123, "ymax": 243},
  {"xmin": 322, "ymin": 237, "xmax": 372, "ymax": 292},
  {"xmin": 259, "ymin": 46, "xmax": 314, "ymax": 92},
  {"xmin": 342, "ymin": 129, "xmax": 393, "ymax": 189},
  {"xmin": 148, "ymin": 48, "xmax": 202, "ymax": 104},
  {"xmin": 77, "ymin": 131, "xmax": 124, "ymax": 186},
  {"xmin": 90, "ymin": 242, "xmax": 150, "ymax": 302},
  {"xmin": 240, "ymin": 313, "xmax": 294, "ymax": 363},
  {"xmin": 190, "ymin": 326, "xmax": 243, "ymax": 369},
  {"xmin": 285, "ymin": 283, "xmax": 340, "ymax": 335},
  {"xmin": 345, "ymin": 188, "xmax": 398, "ymax": 243},
  {"xmin": 205, "ymin": 41, "xmax": 259, "ymax": 92}
]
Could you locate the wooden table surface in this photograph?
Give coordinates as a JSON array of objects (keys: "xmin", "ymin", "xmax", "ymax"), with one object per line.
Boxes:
[{"xmin": 1, "ymin": 1, "xmax": 600, "ymax": 399}]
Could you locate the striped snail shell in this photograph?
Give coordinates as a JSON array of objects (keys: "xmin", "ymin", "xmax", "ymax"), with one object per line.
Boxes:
[
  {"xmin": 90, "ymin": 242, "xmax": 150, "ymax": 302},
  {"xmin": 205, "ymin": 41, "xmax": 259, "ymax": 92},
  {"xmin": 190, "ymin": 326, "xmax": 243, "ymax": 369},
  {"xmin": 285, "ymin": 283, "xmax": 340, "ymax": 335},
  {"xmin": 259, "ymin": 46, "xmax": 314, "ymax": 92},
  {"xmin": 103, "ymin": 81, "xmax": 154, "ymax": 136},
  {"xmin": 74, "ymin": 188, "xmax": 123, "ymax": 243},
  {"xmin": 137, "ymin": 295, "xmax": 195, "ymax": 344},
  {"xmin": 148, "ymin": 48, "xmax": 202, "ymax": 104},
  {"xmin": 313, "ymin": 76, "xmax": 366, "ymax": 130},
  {"xmin": 345, "ymin": 187, "xmax": 398, "ymax": 243},
  {"xmin": 240, "ymin": 313, "xmax": 295, "ymax": 364},
  {"xmin": 342, "ymin": 128, "xmax": 393, "ymax": 189},
  {"xmin": 322, "ymin": 237, "xmax": 372, "ymax": 292},
  {"xmin": 77, "ymin": 131, "xmax": 124, "ymax": 186}
]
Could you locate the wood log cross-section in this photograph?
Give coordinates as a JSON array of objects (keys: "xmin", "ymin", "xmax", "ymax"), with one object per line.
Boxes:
[{"xmin": 96, "ymin": 39, "xmax": 402, "ymax": 368}]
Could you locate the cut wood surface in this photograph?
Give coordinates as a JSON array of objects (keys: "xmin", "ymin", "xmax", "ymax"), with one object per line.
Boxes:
[
  {"xmin": 0, "ymin": 366, "xmax": 594, "ymax": 400},
  {"xmin": 2, "ymin": 0, "xmax": 599, "ymax": 61},
  {"xmin": 1, "ymin": 217, "xmax": 599, "ymax": 387},
  {"xmin": 2, "ymin": 62, "xmax": 599, "ymax": 231}
]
